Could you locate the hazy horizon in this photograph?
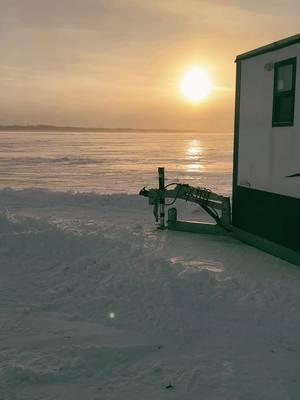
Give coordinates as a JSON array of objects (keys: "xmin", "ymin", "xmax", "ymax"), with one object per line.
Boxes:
[
  {"xmin": 1, "ymin": 0, "xmax": 299, "ymax": 131},
  {"xmin": 0, "ymin": 123, "xmax": 232, "ymax": 133}
]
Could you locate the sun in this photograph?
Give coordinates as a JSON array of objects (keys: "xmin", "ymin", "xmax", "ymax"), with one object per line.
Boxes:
[{"xmin": 180, "ymin": 67, "xmax": 213, "ymax": 102}]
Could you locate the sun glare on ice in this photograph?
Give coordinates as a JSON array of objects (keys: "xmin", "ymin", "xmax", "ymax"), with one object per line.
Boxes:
[{"xmin": 180, "ymin": 67, "xmax": 213, "ymax": 102}]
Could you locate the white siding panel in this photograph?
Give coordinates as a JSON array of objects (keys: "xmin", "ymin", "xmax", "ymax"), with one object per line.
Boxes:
[{"xmin": 238, "ymin": 43, "xmax": 300, "ymax": 198}]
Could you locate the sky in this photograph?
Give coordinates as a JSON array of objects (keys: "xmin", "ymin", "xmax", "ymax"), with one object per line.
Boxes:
[{"xmin": 0, "ymin": 0, "xmax": 299, "ymax": 131}]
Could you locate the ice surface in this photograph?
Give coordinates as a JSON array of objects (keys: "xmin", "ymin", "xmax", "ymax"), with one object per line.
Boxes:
[
  {"xmin": 0, "ymin": 189, "xmax": 300, "ymax": 399},
  {"xmin": 0, "ymin": 130, "xmax": 233, "ymax": 195}
]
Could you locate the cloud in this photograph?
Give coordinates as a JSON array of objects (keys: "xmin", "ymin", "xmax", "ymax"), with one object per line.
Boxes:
[
  {"xmin": 0, "ymin": 0, "xmax": 188, "ymax": 72},
  {"xmin": 215, "ymin": 0, "xmax": 299, "ymax": 14},
  {"xmin": 1, "ymin": 0, "xmax": 185, "ymax": 36}
]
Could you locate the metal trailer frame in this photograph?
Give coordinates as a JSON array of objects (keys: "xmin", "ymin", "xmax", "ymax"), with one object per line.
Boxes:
[{"xmin": 140, "ymin": 168, "xmax": 232, "ymax": 235}]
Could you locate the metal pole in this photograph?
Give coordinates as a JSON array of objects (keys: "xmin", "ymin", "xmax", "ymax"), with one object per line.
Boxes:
[{"xmin": 158, "ymin": 167, "xmax": 165, "ymax": 229}]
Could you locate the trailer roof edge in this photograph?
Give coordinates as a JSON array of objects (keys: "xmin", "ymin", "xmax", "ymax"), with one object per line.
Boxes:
[{"xmin": 235, "ymin": 33, "xmax": 300, "ymax": 62}]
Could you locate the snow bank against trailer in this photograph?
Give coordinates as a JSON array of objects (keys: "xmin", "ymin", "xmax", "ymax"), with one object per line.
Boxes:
[{"xmin": 1, "ymin": 189, "xmax": 300, "ymax": 399}]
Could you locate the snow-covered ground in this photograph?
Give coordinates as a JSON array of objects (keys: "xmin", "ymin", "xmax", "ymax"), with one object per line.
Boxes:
[{"xmin": 1, "ymin": 188, "xmax": 300, "ymax": 400}]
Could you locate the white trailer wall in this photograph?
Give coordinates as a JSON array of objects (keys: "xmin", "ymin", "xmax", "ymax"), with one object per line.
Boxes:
[{"xmin": 237, "ymin": 43, "xmax": 300, "ymax": 199}]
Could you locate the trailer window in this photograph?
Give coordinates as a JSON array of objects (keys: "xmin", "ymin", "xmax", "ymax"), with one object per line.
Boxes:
[{"xmin": 272, "ymin": 57, "xmax": 297, "ymax": 127}]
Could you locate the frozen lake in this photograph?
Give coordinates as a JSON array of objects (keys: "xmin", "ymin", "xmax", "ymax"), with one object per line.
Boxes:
[{"xmin": 0, "ymin": 130, "xmax": 233, "ymax": 195}]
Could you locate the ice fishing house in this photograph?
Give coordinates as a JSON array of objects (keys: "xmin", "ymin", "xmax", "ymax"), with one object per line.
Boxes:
[{"xmin": 232, "ymin": 33, "xmax": 300, "ymax": 265}]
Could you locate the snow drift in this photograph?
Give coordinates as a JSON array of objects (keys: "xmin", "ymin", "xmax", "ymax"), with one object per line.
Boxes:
[{"xmin": 0, "ymin": 189, "xmax": 300, "ymax": 400}]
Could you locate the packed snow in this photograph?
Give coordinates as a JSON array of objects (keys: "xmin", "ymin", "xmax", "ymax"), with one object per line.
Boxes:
[{"xmin": 0, "ymin": 188, "xmax": 300, "ymax": 399}]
